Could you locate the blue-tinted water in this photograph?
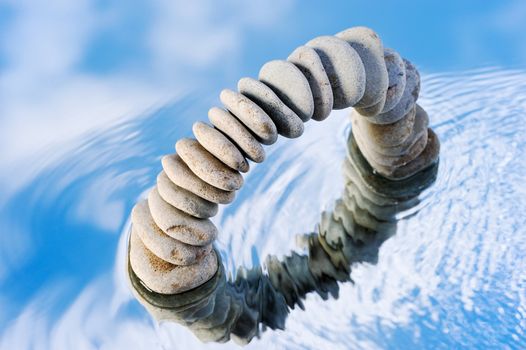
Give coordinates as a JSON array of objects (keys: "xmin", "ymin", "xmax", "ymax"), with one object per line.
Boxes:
[{"xmin": 1, "ymin": 67, "xmax": 525, "ymax": 349}]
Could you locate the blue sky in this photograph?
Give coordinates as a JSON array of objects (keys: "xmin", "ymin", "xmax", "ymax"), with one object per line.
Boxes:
[{"xmin": 0, "ymin": 0, "xmax": 525, "ymax": 186}]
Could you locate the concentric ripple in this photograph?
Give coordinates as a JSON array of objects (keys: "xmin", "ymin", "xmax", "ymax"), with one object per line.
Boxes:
[{"xmin": 0, "ymin": 68, "xmax": 525, "ymax": 349}]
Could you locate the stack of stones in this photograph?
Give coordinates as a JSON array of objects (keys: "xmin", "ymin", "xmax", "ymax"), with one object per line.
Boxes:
[{"xmin": 128, "ymin": 26, "xmax": 440, "ymax": 295}]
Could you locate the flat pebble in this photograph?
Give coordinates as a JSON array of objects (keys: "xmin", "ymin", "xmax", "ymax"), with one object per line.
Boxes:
[
  {"xmin": 193, "ymin": 121, "xmax": 249, "ymax": 173},
  {"xmin": 162, "ymin": 154, "xmax": 235, "ymax": 204},
  {"xmin": 157, "ymin": 171, "xmax": 218, "ymax": 219},
  {"xmin": 372, "ymin": 128, "xmax": 440, "ymax": 180},
  {"xmin": 287, "ymin": 46, "xmax": 333, "ymax": 121},
  {"xmin": 129, "ymin": 229, "xmax": 218, "ymax": 294},
  {"xmin": 352, "ymin": 104, "xmax": 415, "ymax": 147},
  {"xmin": 306, "ymin": 36, "xmax": 365, "ymax": 109},
  {"xmin": 381, "ymin": 48, "xmax": 406, "ymax": 113},
  {"xmin": 208, "ymin": 107, "xmax": 265, "ymax": 163},
  {"xmin": 336, "ymin": 27, "xmax": 388, "ymax": 113},
  {"xmin": 370, "ymin": 59, "xmax": 420, "ymax": 124},
  {"xmin": 176, "ymin": 138, "xmax": 243, "ymax": 191},
  {"xmin": 258, "ymin": 60, "xmax": 314, "ymax": 122},
  {"xmin": 131, "ymin": 200, "xmax": 212, "ymax": 265},
  {"xmin": 219, "ymin": 89, "xmax": 277, "ymax": 145},
  {"xmin": 238, "ymin": 77, "xmax": 304, "ymax": 138},
  {"xmin": 148, "ymin": 187, "xmax": 217, "ymax": 246}
]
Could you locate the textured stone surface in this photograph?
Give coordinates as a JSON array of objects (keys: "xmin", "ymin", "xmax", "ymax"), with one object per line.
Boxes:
[
  {"xmin": 258, "ymin": 60, "xmax": 314, "ymax": 122},
  {"xmin": 372, "ymin": 128, "xmax": 440, "ymax": 180},
  {"xmin": 148, "ymin": 187, "xmax": 217, "ymax": 246},
  {"xmin": 352, "ymin": 105, "xmax": 415, "ymax": 147},
  {"xmin": 208, "ymin": 107, "xmax": 265, "ymax": 163},
  {"xmin": 176, "ymin": 138, "xmax": 243, "ymax": 192},
  {"xmin": 193, "ymin": 121, "xmax": 249, "ymax": 173},
  {"xmin": 306, "ymin": 36, "xmax": 365, "ymax": 109},
  {"xmin": 129, "ymin": 229, "xmax": 218, "ymax": 294},
  {"xmin": 287, "ymin": 46, "xmax": 333, "ymax": 121},
  {"xmin": 381, "ymin": 48, "xmax": 406, "ymax": 113},
  {"xmin": 370, "ymin": 59, "xmax": 420, "ymax": 124},
  {"xmin": 220, "ymin": 89, "xmax": 277, "ymax": 145},
  {"xmin": 162, "ymin": 154, "xmax": 235, "ymax": 204},
  {"xmin": 131, "ymin": 200, "xmax": 212, "ymax": 265},
  {"xmin": 157, "ymin": 171, "xmax": 218, "ymax": 219},
  {"xmin": 237, "ymin": 77, "xmax": 304, "ymax": 138},
  {"xmin": 336, "ymin": 27, "xmax": 388, "ymax": 113}
]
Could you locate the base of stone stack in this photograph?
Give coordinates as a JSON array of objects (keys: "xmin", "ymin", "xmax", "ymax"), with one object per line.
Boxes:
[{"xmin": 128, "ymin": 228, "xmax": 219, "ymax": 295}]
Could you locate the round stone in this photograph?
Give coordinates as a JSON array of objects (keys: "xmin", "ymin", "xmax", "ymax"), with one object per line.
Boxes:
[
  {"xmin": 258, "ymin": 60, "xmax": 314, "ymax": 122},
  {"xmin": 129, "ymin": 229, "xmax": 218, "ymax": 294},
  {"xmin": 162, "ymin": 154, "xmax": 235, "ymax": 204},
  {"xmin": 176, "ymin": 138, "xmax": 243, "ymax": 192},
  {"xmin": 336, "ymin": 27, "xmax": 388, "ymax": 113},
  {"xmin": 352, "ymin": 104, "xmax": 415, "ymax": 147},
  {"xmin": 208, "ymin": 107, "xmax": 265, "ymax": 163},
  {"xmin": 287, "ymin": 46, "xmax": 333, "ymax": 121},
  {"xmin": 370, "ymin": 59, "xmax": 420, "ymax": 124},
  {"xmin": 131, "ymin": 200, "xmax": 212, "ymax": 265},
  {"xmin": 372, "ymin": 128, "xmax": 440, "ymax": 180},
  {"xmin": 157, "ymin": 171, "xmax": 218, "ymax": 219},
  {"xmin": 381, "ymin": 48, "xmax": 406, "ymax": 113},
  {"xmin": 306, "ymin": 36, "xmax": 365, "ymax": 109},
  {"xmin": 237, "ymin": 77, "xmax": 304, "ymax": 138},
  {"xmin": 148, "ymin": 187, "xmax": 217, "ymax": 246},
  {"xmin": 192, "ymin": 121, "xmax": 249, "ymax": 173},
  {"xmin": 219, "ymin": 89, "xmax": 277, "ymax": 145}
]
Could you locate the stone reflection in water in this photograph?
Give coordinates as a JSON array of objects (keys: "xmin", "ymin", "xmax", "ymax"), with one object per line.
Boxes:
[{"xmin": 126, "ymin": 129, "xmax": 438, "ymax": 345}]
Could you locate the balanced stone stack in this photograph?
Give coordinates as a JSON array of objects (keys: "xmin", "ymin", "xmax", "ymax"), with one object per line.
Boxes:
[{"xmin": 128, "ymin": 26, "xmax": 440, "ymax": 295}]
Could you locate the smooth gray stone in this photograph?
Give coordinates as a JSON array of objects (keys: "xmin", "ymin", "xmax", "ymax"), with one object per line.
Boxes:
[
  {"xmin": 352, "ymin": 105, "xmax": 415, "ymax": 147},
  {"xmin": 162, "ymin": 154, "xmax": 235, "ymax": 204},
  {"xmin": 237, "ymin": 77, "xmax": 304, "ymax": 138},
  {"xmin": 148, "ymin": 187, "xmax": 217, "ymax": 246},
  {"xmin": 370, "ymin": 59, "xmax": 420, "ymax": 124},
  {"xmin": 258, "ymin": 60, "xmax": 314, "ymax": 122},
  {"xmin": 176, "ymin": 138, "xmax": 244, "ymax": 192},
  {"xmin": 157, "ymin": 171, "xmax": 218, "ymax": 219},
  {"xmin": 372, "ymin": 128, "xmax": 440, "ymax": 180},
  {"xmin": 193, "ymin": 121, "xmax": 249, "ymax": 173},
  {"xmin": 131, "ymin": 200, "xmax": 212, "ymax": 265},
  {"xmin": 306, "ymin": 36, "xmax": 365, "ymax": 109},
  {"xmin": 381, "ymin": 48, "xmax": 406, "ymax": 113},
  {"xmin": 287, "ymin": 46, "xmax": 333, "ymax": 121},
  {"xmin": 129, "ymin": 229, "xmax": 218, "ymax": 294},
  {"xmin": 208, "ymin": 107, "xmax": 265, "ymax": 163},
  {"xmin": 336, "ymin": 27, "xmax": 388, "ymax": 113},
  {"xmin": 220, "ymin": 89, "xmax": 277, "ymax": 145}
]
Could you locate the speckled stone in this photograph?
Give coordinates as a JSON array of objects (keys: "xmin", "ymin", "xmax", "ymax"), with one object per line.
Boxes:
[
  {"xmin": 219, "ymin": 89, "xmax": 277, "ymax": 145},
  {"xmin": 352, "ymin": 104, "xmax": 415, "ymax": 147},
  {"xmin": 237, "ymin": 77, "xmax": 304, "ymax": 138},
  {"xmin": 208, "ymin": 107, "xmax": 265, "ymax": 163},
  {"xmin": 336, "ymin": 27, "xmax": 388, "ymax": 113},
  {"xmin": 162, "ymin": 154, "xmax": 235, "ymax": 204},
  {"xmin": 192, "ymin": 121, "xmax": 249, "ymax": 173},
  {"xmin": 258, "ymin": 60, "xmax": 314, "ymax": 122},
  {"xmin": 381, "ymin": 48, "xmax": 406, "ymax": 113},
  {"xmin": 371, "ymin": 128, "xmax": 440, "ymax": 180},
  {"xmin": 287, "ymin": 46, "xmax": 333, "ymax": 121},
  {"xmin": 148, "ymin": 187, "xmax": 217, "ymax": 246},
  {"xmin": 370, "ymin": 59, "xmax": 420, "ymax": 124},
  {"xmin": 157, "ymin": 171, "xmax": 218, "ymax": 219},
  {"xmin": 131, "ymin": 200, "xmax": 212, "ymax": 265},
  {"xmin": 129, "ymin": 229, "xmax": 218, "ymax": 294},
  {"xmin": 306, "ymin": 36, "xmax": 365, "ymax": 109},
  {"xmin": 176, "ymin": 138, "xmax": 243, "ymax": 192}
]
